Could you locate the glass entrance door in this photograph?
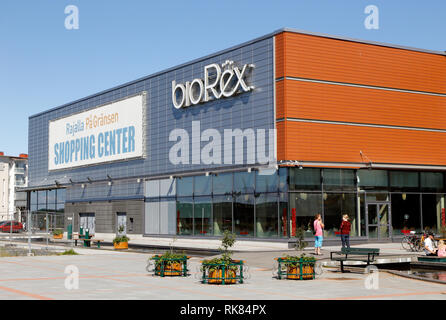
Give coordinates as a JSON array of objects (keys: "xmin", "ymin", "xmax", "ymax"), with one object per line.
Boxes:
[{"xmin": 367, "ymin": 203, "xmax": 391, "ymax": 239}]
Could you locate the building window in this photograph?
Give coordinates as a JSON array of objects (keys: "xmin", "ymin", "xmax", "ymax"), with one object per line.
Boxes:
[
  {"xmin": 255, "ymin": 170, "xmax": 278, "ymax": 193},
  {"xmin": 289, "ymin": 168, "xmax": 321, "ymax": 191},
  {"xmin": 289, "ymin": 192, "xmax": 322, "ymax": 238},
  {"xmin": 323, "ymin": 193, "xmax": 357, "ymax": 237},
  {"xmin": 193, "ymin": 196, "xmax": 212, "ymax": 236},
  {"xmin": 323, "ymin": 169, "xmax": 356, "ymax": 191},
  {"xmin": 420, "ymin": 172, "xmax": 444, "ymax": 192},
  {"xmin": 358, "ymin": 169, "xmax": 388, "ymax": 191},
  {"xmin": 212, "ymin": 173, "xmax": 232, "ymax": 195},
  {"xmin": 177, "ymin": 177, "xmax": 193, "ymax": 197},
  {"xmin": 234, "ymin": 171, "xmax": 255, "ymax": 194},
  {"xmin": 390, "ymin": 171, "xmax": 419, "ymax": 192},
  {"xmin": 422, "ymin": 194, "xmax": 444, "ymax": 233},
  {"xmin": 194, "ymin": 175, "xmax": 212, "ymax": 196},
  {"xmin": 234, "ymin": 194, "xmax": 254, "ymax": 237},
  {"xmin": 255, "ymin": 193, "xmax": 278, "ymax": 238},
  {"xmin": 176, "ymin": 197, "xmax": 193, "ymax": 235},
  {"xmin": 212, "ymin": 195, "xmax": 232, "ymax": 236},
  {"xmin": 391, "ymin": 193, "xmax": 421, "ymax": 235}
]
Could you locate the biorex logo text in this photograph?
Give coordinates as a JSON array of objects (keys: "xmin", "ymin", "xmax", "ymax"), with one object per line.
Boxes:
[{"xmin": 171, "ymin": 60, "xmax": 255, "ymax": 109}]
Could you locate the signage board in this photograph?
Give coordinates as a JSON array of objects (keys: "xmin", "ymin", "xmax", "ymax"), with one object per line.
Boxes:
[{"xmin": 48, "ymin": 93, "xmax": 146, "ymax": 171}]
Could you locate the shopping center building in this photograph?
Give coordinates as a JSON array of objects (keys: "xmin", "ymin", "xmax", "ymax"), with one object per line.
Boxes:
[{"xmin": 24, "ymin": 28, "xmax": 446, "ymax": 242}]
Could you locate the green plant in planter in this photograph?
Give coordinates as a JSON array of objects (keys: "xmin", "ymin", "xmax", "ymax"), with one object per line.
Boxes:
[
  {"xmin": 113, "ymin": 235, "xmax": 130, "ymax": 244},
  {"xmin": 201, "ymin": 230, "xmax": 238, "ymax": 273},
  {"xmin": 281, "ymin": 253, "xmax": 316, "ymax": 267},
  {"xmin": 150, "ymin": 251, "xmax": 187, "ymax": 266},
  {"xmin": 52, "ymin": 229, "xmax": 63, "ymax": 236},
  {"xmin": 294, "ymin": 227, "xmax": 308, "ymax": 251},
  {"xmin": 117, "ymin": 224, "xmax": 125, "ymax": 235}
]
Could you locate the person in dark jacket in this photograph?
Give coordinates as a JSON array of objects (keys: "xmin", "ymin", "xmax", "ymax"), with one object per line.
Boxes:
[{"xmin": 340, "ymin": 214, "xmax": 351, "ymax": 249}]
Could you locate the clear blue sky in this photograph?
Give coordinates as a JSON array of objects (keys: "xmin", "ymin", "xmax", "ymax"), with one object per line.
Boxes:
[{"xmin": 1, "ymin": 0, "xmax": 445, "ymax": 156}]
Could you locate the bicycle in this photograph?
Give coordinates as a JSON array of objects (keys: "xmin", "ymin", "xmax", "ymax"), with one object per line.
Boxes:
[{"xmin": 401, "ymin": 231, "xmax": 425, "ymax": 252}]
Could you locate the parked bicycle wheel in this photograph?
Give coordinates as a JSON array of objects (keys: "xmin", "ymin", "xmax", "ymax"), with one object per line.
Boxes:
[
  {"xmin": 401, "ymin": 236, "xmax": 411, "ymax": 251},
  {"xmin": 413, "ymin": 238, "xmax": 424, "ymax": 252}
]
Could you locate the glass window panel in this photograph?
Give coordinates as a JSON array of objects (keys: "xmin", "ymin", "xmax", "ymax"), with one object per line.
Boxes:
[
  {"xmin": 177, "ymin": 177, "xmax": 193, "ymax": 197},
  {"xmin": 194, "ymin": 197, "xmax": 212, "ymax": 236},
  {"xmin": 358, "ymin": 170, "xmax": 388, "ymax": 190},
  {"xmin": 194, "ymin": 175, "xmax": 212, "ymax": 196},
  {"xmin": 213, "ymin": 173, "xmax": 232, "ymax": 195},
  {"xmin": 421, "ymin": 172, "xmax": 444, "ymax": 192},
  {"xmin": 390, "ymin": 171, "xmax": 419, "ymax": 191},
  {"xmin": 279, "ymin": 168, "xmax": 288, "ymax": 192},
  {"xmin": 212, "ymin": 195, "xmax": 232, "ymax": 235},
  {"xmin": 146, "ymin": 180, "xmax": 160, "ymax": 198},
  {"xmin": 47, "ymin": 190, "xmax": 56, "ymax": 210},
  {"xmin": 323, "ymin": 169, "xmax": 356, "ymax": 191},
  {"xmin": 323, "ymin": 193, "xmax": 357, "ymax": 237},
  {"xmin": 359, "ymin": 193, "xmax": 366, "ymax": 237},
  {"xmin": 31, "ymin": 191, "xmax": 37, "ymax": 206},
  {"xmin": 279, "ymin": 193, "xmax": 288, "ymax": 238},
  {"xmin": 289, "ymin": 168, "xmax": 321, "ymax": 191},
  {"xmin": 37, "ymin": 191, "xmax": 47, "ymax": 211},
  {"xmin": 422, "ymin": 194, "xmax": 444, "ymax": 234},
  {"xmin": 56, "ymin": 189, "xmax": 66, "ymax": 203},
  {"xmin": 177, "ymin": 197, "xmax": 193, "ymax": 235},
  {"xmin": 160, "ymin": 178, "xmax": 176, "ymax": 197},
  {"xmin": 255, "ymin": 193, "xmax": 278, "ymax": 238},
  {"xmin": 255, "ymin": 170, "xmax": 278, "ymax": 193},
  {"xmin": 234, "ymin": 171, "xmax": 254, "ymax": 194},
  {"xmin": 365, "ymin": 193, "xmax": 390, "ymax": 202},
  {"xmin": 234, "ymin": 194, "xmax": 254, "ymax": 237},
  {"xmin": 391, "ymin": 193, "xmax": 421, "ymax": 235},
  {"xmin": 56, "ymin": 202, "xmax": 65, "ymax": 213},
  {"xmin": 289, "ymin": 192, "xmax": 322, "ymax": 238}
]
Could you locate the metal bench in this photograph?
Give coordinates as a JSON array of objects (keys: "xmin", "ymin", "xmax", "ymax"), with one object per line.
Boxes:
[
  {"xmin": 81, "ymin": 238, "xmax": 103, "ymax": 248},
  {"xmin": 330, "ymin": 247, "xmax": 380, "ymax": 273}
]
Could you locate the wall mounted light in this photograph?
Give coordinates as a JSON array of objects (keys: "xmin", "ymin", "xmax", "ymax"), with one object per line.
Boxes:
[{"xmin": 402, "ymin": 193, "xmax": 407, "ymax": 201}]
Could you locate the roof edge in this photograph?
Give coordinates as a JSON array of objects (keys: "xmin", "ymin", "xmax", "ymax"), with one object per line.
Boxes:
[{"xmin": 29, "ymin": 27, "xmax": 445, "ymax": 119}]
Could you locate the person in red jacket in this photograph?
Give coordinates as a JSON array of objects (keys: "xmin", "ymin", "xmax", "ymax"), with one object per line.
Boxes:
[{"xmin": 340, "ymin": 214, "xmax": 351, "ymax": 249}]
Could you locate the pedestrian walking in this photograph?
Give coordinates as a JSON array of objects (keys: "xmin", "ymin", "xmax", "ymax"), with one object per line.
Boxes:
[
  {"xmin": 339, "ymin": 214, "xmax": 351, "ymax": 249},
  {"xmin": 313, "ymin": 214, "xmax": 324, "ymax": 255}
]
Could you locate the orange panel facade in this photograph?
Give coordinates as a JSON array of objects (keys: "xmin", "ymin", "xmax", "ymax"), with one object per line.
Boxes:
[{"xmin": 275, "ymin": 31, "xmax": 446, "ymax": 168}]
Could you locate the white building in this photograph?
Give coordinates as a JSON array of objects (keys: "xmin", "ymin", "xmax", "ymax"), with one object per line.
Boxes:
[{"xmin": 0, "ymin": 153, "xmax": 28, "ymax": 221}]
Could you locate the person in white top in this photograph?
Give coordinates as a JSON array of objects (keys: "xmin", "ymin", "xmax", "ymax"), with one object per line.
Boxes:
[{"xmin": 424, "ymin": 231, "xmax": 437, "ymax": 256}]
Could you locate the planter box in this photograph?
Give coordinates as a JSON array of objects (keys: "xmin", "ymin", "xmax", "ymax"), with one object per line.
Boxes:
[
  {"xmin": 53, "ymin": 234, "xmax": 63, "ymax": 239},
  {"xmin": 113, "ymin": 241, "xmax": 128, "ymax": 249},
  {"xmin": 201, "ymin": 260, "xmax": 244, "ymax": 285},
  {"xmin": 151, "ymin": 255, "xmax": 190, "ymax": 277},
  {"xmin": 276, "ymin": 257, "xmax": 316, "ymax": 280}
]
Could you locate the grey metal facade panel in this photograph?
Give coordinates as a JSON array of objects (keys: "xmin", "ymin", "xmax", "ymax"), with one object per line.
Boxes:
[{"xmin": 28, "ymin": 37, "xmax": 275, "ymax": 202}]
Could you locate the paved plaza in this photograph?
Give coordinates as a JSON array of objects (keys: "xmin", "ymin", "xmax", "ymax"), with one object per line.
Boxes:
[{"xmin": 0, "ymin": 241, "xmax": 445, "ymax": 300}]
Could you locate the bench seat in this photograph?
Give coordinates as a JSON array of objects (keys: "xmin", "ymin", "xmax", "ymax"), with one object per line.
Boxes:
[{"xmin": 330, "ymin": 247, "xmax": 380, "ymax": 273}]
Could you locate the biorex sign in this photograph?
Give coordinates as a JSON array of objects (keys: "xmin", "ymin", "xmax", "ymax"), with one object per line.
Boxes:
[{"xmin": 171, "ymin": 60, "xmax": 255, "ymax": 109}]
